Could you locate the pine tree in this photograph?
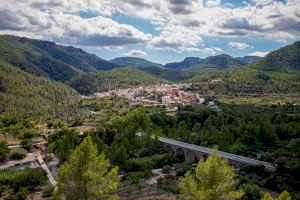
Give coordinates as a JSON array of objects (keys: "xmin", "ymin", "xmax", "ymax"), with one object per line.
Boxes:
[
  {"xmin": 262, "ymin": 191, "xmax": 291, "ymax": 200},
  {"xmin": 53, "ymin": 135, "xmax": 119, "ymax": 200},
  {"xmin": 179, "ymin": 149, "xmax": 243, "ymax": 200}
]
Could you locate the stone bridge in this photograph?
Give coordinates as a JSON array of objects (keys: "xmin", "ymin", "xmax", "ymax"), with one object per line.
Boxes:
[{"xmin": 158, "ymin": 137, "xmax": 275, "ymax": 170}]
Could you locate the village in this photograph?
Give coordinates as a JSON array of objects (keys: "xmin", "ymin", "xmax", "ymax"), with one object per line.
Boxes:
[{"xmin": 89, "ymin": 84, "xmax": 219, "ymax": 114}]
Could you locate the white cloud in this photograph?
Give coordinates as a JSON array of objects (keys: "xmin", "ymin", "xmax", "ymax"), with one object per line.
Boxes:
[
  {"xmin": 124, "ymin": 49, "xmax": 147, "ymax": 57},
  {"xmin": 248, "ymin": 51, "xmax": 269, "ymax": 57},
  {"xmin": 228, "ymin": 42, "xmax": 252, "ymax": 50},
  {"xmin": 201, "ymin": 47, "xmax": 223, "ymax": 55},
  {"xmin": 0, "ymin": 0, "xmax": 152, "ymax": 47},
  {"xmin": 147, "ymin": 27, "xmax": 203, "ymax": 52}
]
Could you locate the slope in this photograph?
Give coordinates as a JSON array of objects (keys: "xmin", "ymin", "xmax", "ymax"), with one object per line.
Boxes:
[
  {"xmin": 0, "ymin": 35, "xmax": 120, "ymax": 82},
  {"xmin": 140, "ymin": 54, "xmax": 247, "ymax": 81},
  {"xmin": 0, "ymin": 62, "xmax": 80, "ymax": 118},
  {"xmin": 165, "ymin": 57, "xmax": 202, "ymax": 69},
  {"xmin": 110, "ymin": 57, "xmax": 162, "ymax": 68},
  {"xmin": 68, "ymin": 67, "xmax": 168, "ymax": 95},
  {"xmin": 189, "ymin": 41, "xmax": 300, "ymax": 97}
]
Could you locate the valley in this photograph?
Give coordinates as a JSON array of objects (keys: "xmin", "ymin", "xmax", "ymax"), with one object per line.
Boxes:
[{"xmin": 0, "ymin": 36, "xmax": 299, "ymax": 200}]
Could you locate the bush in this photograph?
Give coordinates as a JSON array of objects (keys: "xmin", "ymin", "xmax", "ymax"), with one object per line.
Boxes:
[
  {"xmin": 14, "ymin": 187, "xmax": 29, "ymax": 200},
  {"xmin": 13, "ymin": 168, "xmax": 47, "ymax": 191},
  {"xmin": 124, "ymin": 154, "xmax": 171, "ymax": 172},
  {"xmin": 42, "ymin": 186, "xmax": 54, "ymax": 197},
  {"xmin": 122, "ymin": 171, "xmax": 153, "ymax": 184},
  {"xmin": 0, "ymin": 141, "xmax": 9, "ymax": 162},
  {"xmin": 162, "ymin": 165, "xmax": 172, "ymax": 174},
  {"xmin": 20, "ymin": 139, "xmax": 33, "ymax": 151},
  {"xmin": 9, "ymin": 148, "xmax": 27, "ymax": 160}
]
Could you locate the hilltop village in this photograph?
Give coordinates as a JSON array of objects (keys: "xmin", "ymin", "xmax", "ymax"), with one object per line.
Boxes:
[{"xmin": 89, "ymin": 84, "xmax": 219, "ymax": 114}]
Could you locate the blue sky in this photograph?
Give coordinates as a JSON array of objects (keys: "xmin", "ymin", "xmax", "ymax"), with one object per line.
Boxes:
[{"xmin": 0, "ymin": 0, "xmax": 299, "ymax": 64}]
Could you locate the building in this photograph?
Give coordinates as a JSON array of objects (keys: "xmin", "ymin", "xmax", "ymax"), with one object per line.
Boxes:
[{"xmin": 162, "ymin": 95, "xmax": 171, "ymax": 105}]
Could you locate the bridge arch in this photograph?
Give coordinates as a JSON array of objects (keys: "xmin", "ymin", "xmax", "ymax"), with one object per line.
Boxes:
[
  {"xmin": 175, "ymin": 147, "xmax": 185, "ymax": 162},
  {"xmin": 186, "ymin": 150, "xmax": 198, "ymax": 163}
]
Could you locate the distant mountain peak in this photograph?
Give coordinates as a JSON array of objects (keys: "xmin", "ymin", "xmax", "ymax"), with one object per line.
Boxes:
[{"xmin": 165, "ymin": 57, "xmax": 202, "ymax": 69}]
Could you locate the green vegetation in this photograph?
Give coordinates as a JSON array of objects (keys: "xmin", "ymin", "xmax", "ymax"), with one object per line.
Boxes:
[
  {"xmin": 262, "ymin": 191, "xmax": 291, "ymax": 200},
  {"xmin": 9, "ymin": 148, "xmax": 27, "ymax": 160},
  {"xmin": 110, "ymin": 56, "xmax": 163, "ymax": 68},
  {"xmin": 69, "ymin": 67, "xmax": 167, "ymax": 95},
  {"xmin": 0, "ymin": 141, "xmax": 9, "ymax": 162},
  {"xmin": 54, "ymin": 135, "xmax": 119, "ymax": 200},
  {"xmin": 0, "ymin": 168, "xmax": 47, "ymax": 199},
  {"xmin": 150, "ymin": 104, "xmax": 300, "ymax": 198},
  {"xmin": 47, "ymin": 129, "xmax": 80, "ymax": 163},
  {"xmin": 0, "ymin": 62, "xmax": 80, "ymax": 118},
  {"xmin": 188, "ymin": 41, "xmax": 300, "ymax": 104},
  {"xmin": 179, "ymin": 149, "xmax": 244, "ymax": 200}
]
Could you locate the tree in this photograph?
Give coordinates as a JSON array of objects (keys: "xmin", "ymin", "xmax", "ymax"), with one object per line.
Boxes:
[
  {"xmin": 262, "ymin": 191, "xmax": 291, "ymax": 200},
  {"xmin": 179, "ymin": 149, "xmax": 243, "ymax": 200},
  {"xmin": 20, "ymin": 138, "xmax": 33, "ymax": 151},
  {"xmin": 192, "ymin": 122, "xmax": 202, "ymax": 134},
  {"xmin": 54, "ymin": 135, "xmax": 119, "ymax": 200},
  {"xmin": 0, "ymin": 141, "xmax": 9, "ymax": 162}
]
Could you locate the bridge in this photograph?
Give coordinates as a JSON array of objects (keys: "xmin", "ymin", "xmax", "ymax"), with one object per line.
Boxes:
[{"xmin": 137, "ymin": 133, "xmax": 275, "ymax": 170}]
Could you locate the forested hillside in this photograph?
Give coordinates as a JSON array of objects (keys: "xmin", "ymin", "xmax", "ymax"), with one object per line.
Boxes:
[
  {"xmin": 141, "ymin": 54, "xmax": 247, "ymax": 81},
  {"xmin": 69, "ymin": 67, "xmax": 168, "ymax": 95},
  {"xmin": 189, "ymin": 41, "xmax": 300, "ymax": 99},
  {"xmin": 165, "ymin": 57, "xmax": 202, "ymax": 69},
  {"xmin": 0, "ymin": 35, "xmax": 120, "ymax": 82},
  {"xmin": 0, "ymin": 62, "xmax": 80, "ymax": 118},
  {"xmin": 110, "ymin": 57, "xmax": 162, "ymax": 68}
]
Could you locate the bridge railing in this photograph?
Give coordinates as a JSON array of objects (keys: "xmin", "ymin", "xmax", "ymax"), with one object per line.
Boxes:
[{"xmin": 158, "ymin": 137, "xmax": 276, "ymax": 170}]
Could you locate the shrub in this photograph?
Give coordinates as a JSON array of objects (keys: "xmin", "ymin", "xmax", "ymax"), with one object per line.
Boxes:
[
  {"xmin": 20, "ymin": 139, "xmax": 33, "ymax": 151},
  {"xmin": 0, "ymin": 141, "xmax": 9, "ymax": 162},
  {"xmin": 162, "ymin": 165, "xmax": 172, "ymax": 174},
  {"xmin": 13, "ymin": 168, "xmax": 47, "ymax": 191},
  {"xmin": 9, "ymin": 148, "xmax": 27, "ymax": 160},
  {"xmin": 14, "ymin": 187, "xmax": 29, "ymax": 200},
  {"xmin": 42, "ymin": 186, "xmax": 54, "ymax": 197},
  {"xmin": 122, "ymin": 171, "xmax": 153, "ymax": 184}
]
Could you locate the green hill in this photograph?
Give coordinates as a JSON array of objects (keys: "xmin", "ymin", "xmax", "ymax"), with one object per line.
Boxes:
[
  {"xmin": 189, "ymin": 41, "xmax": 300, "ymax": 97},
  {"xmin": 69, "ymin": 67, "xmax": 168, "ymax": 95},
  {"xmin": 257, "ymin": 41, "xmax": 300, "ymax": 71},
  {"xmin": 0, "ymin": 62, "xmax": 80, "ymax": 118},
  {"xmin": 140, "ymin": 54, "xmax": 246, "ymax": 81},
  {"xmin": 110, "ymin": 57, "xmax": 162, "ymax": 68},
  {"xmin": 0, "ymin": 35, "xmax": 120, "ymax": 82}
]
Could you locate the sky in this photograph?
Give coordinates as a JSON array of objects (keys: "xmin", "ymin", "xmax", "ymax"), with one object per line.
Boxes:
[{"xmin": 0, "ymin": 0, "xmax": 299, "ymax": 64}]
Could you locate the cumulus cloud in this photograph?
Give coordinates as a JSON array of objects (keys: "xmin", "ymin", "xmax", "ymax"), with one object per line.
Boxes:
[
  {"xmin": 0, "ymin": 0, "xmax": 151, "ymax": 47},
  {"xmin": 147, "ymin": 27, "xmax": 203, "ymax": 52},
  {"xmin": 201, "ymin": 47, "xmax": 223, "ymax": 55},
  {"xmin": 228, "ymin": 42, "xmax": 252, "ymax": 50},
  {"xmin": 248, "ymin": 51, "xmax": 269, "ymax": 57},
  {"xmin": 124, "ymin": 49, "xmax": 147, "ymax": 57}
]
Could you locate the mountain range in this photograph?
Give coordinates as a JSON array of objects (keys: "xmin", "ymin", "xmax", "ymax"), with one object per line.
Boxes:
[{"xmin": 0, "ymin": 34, "xmax": 299, "ymax": 117}]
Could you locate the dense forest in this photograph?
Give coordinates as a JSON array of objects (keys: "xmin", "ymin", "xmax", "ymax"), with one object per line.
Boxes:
[
  {"xmin": 68, "ymin": 67, "xmax": 168, "ymax": 95},
  {"xmin": 0, "ymin": 62, "xmax": 80, "ymax": 118}
]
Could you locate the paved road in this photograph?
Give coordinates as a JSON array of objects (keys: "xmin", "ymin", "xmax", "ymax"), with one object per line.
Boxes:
[{"xmin": 158, "ymin": 137, "xmax": 276, "ymax": 170}]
